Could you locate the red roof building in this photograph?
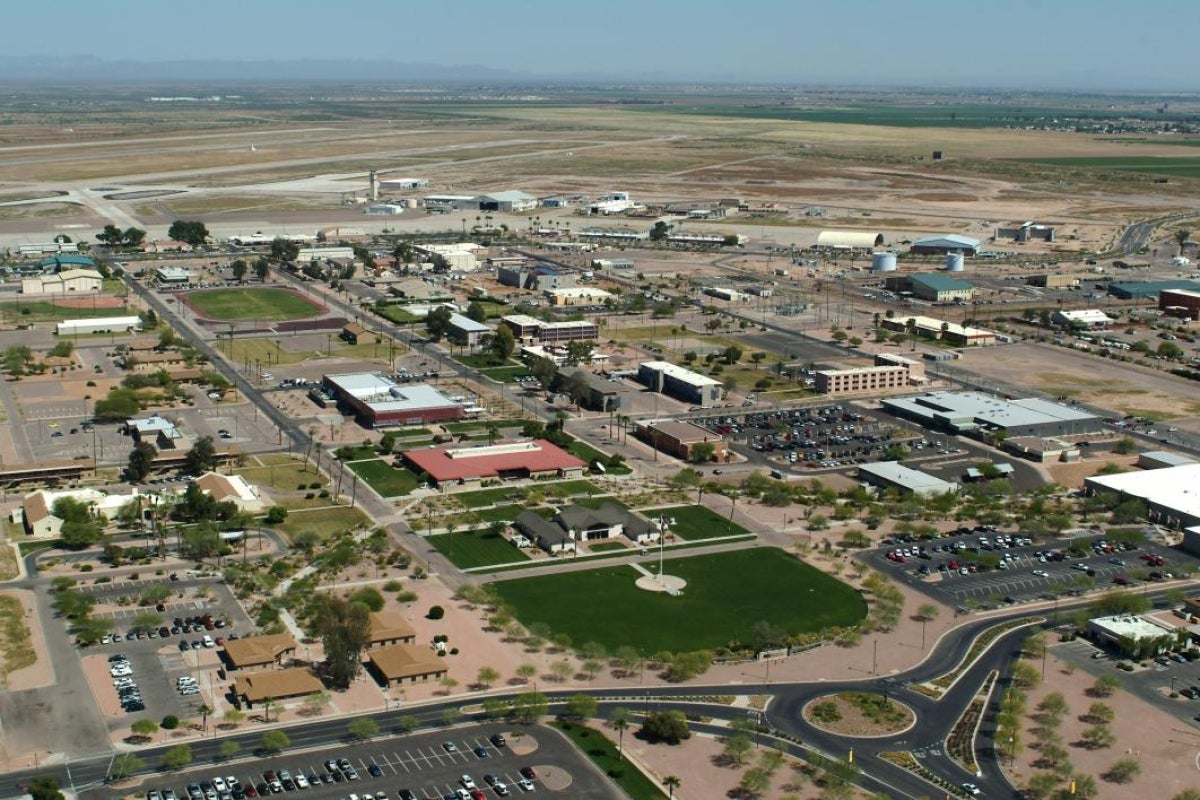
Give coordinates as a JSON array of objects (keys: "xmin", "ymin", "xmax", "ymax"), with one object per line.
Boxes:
[{"xmin": 400, "ymin": 439, "xmax": 587, "ymax": 487}]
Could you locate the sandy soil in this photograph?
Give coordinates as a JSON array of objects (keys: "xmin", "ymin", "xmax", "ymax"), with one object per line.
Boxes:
[
  {"xmin": 1007, "ymin": 646, "xmax": 1200, "ymax": 799},
  {"xmin": 1045, "ymin": 454, "xmax": 1141, "ymax": 489},
  {"xmin": 52, "ymin": 296, "xmax": 126, "ymax": 309},
  {"xmin": 1, "ymin": 589, "xmax": 53, "ymax": 691}
]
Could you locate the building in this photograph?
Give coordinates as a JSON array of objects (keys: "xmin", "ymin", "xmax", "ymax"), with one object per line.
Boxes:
[
  {"xmin": 125, "ymin": 414, "xmax": 187, "ymax": 448},
  {"xmin": 815, "ymin": 231, "xmax": 885, "ymax": 251},
  {"xmin": 367, "ymin": 610, "xmax": 416, "ymax": 648},
  {"xmin": 1052, "ymin": 309, "xmax": 1111, "ymax": 328},
  {"xmin": 1138, "ymin": 451, "xmax": 1197, "ymax": 470},
  {"xmin": 1002, "ymin": 436, "xmax": 1080, "ymax": 463},
  {"xmin": 553, "ymin": 367, "xmax": 632, "ymax": 411},
  {"xmin": 857, "ymin": 461, "xmax": 958, "ymax": 497},
  {"xmin": 1160, "ymin": 288, "xmax": 1200, "ymax": 321},
  {"xmin": 703, "ymin": 286, "xmax": 751, "ymax": 303},
  {"xmin": 340, "ymin": 322, "xmax": 378, "ymax": 345},
  {"xmin": 1085, "ymin": 463, "xmax": 1200, "ymax": 529},
  {"xmin": 1087, "ymin": 615, "xmax": 1177, "ymax": 657},
  {"xmin": 56, "ymin": 316, "xmax": 141, "ymax": 336},
  {"xmin": 634, "ymin": 419, "xmax": 728, "ymax": 462},
  {"xmin": 155, "ymin": 266, "xmax": 194, "ymax": 284},
  {"xmin": 588, "ymin": 192, "xmax": 635, "ymax": 215},
  {"xmin": 413, "ymin": 243, "xmax": 482, "ymax": 272},
  {"xmin": 497, "ymin": 265, "xmax": 576, "ymax": 291},
  {"xmin": 666, "ymin": 231, "xmax": 743, "ymax": 246},
  {"xmin": 556, "ymin": 503, "xmax": 659, "ymax": 545},
  {"xmin": 1028, "ymin": 273, "xmax": 1080, "ymax": 289},
  {"xmin": 638, "ymin": 361, "xmax": 722, "ymax": 408},
  {"xmin": 1108, "ymin": 280, "xmax": 1200, "ymax": 300},
  {"xmin": 545, "ymin": 287, "xmax": 613, "ymax": 306},
  {"xmin": 878, "ymin": 314, "xmax": 995, "ymax": 346},
  {"xmin": 366, "ymin": 644, "xmax": 447, "ymax": 686},
  {"xmin": 964, "ymin": 462, "xmax": 1014, "ymax": 481},
  {"xmin": 909, "ymin": 234, "xmax": 981, "ymax": 256},
  {"xmin": 446, "ymin": 313, "xmax": 492, "ymax": 347},
  {"xmin": 221, "ymin": 633, "xmax": 298, "ymax": 671},
  {"xmin": 515, "ymin": 510, "xmax": 575, "ymax": 555},
  {"xmin": 995, "ymin": 222, "xmax": 1055, "ymax": 242},
  {"xmin": 815, "ymin": 365, "xmax": 910, "ymax": 395},
  {"xmin": 501, "ymin": 315, "xmax": 598, "ymax": 345},
  {"xmin": 17, "ymin": 242, "xmax": 79, "ymax": 256},
  {"xmin": 400, "ymin": 440, "xmax": 587, "ymax": 488},
  {"xmin": 366, "ymin": 203, "xmax": 405, "ymax": 216},
  {"xmin": 195, "ymin": 472, "xmax": 266, "ymax": 513},
  {"xmin": 474, "ymin": 190, "xmax": 538, "ymax": 213},
  {"xmin": 15, "ymin": 487, "xmax": 160, "ymax": 538},
  {"xmin": 233, "ymin": 667, "xmax": 323, "ymax": 707},
  {"xmin": 902, "ymin": 273, "xmax": 975, "ymax": 303},
  {"xmin": 591, "ymin": 258, "xmax": 635, "ymax": 272},
  {"xmin": 380, "ymin": 178, "xmax": 428, "ymax": 190},
  {"xmin": 579, "ymin": 227, "xmax": 647, "ymax": 243},
  {"xmin": 21, "ymin": 268, "xmax": 103, "ymax": 296},
  {"xmin": 882, "ymin": 391, "xmax": 1100, "ymax": 438},
  {"xmin": 422, "ymin": 195, "xmax": 476, "ymax": 212},
  {"xmin": 322, "ymin": 373, "xmax": 463, "ymax": 428}
]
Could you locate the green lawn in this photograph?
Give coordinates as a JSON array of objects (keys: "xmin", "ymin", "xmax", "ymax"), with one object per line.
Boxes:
[
  {"xmin": 186, "ymin": 288, "xmax": 323, "ymax": 321},
  {"xmin": 1015, "ymin": 156, "xmax": 1200, "ymax": 177},
  {"xmin": 347, "ymin": 459, "xmax": 419, "ymax": 497},
  {"xmin": 653, "ymin": 505, "xmax": 751, "ymax": 541},
  {"xmin": 566, "ymin": 440, "xmax": 632, "ymax": 475},
  {"xmin": 455, "ymin": 480, "xmax": 603, "ymax": 509},
  {"xmin": 0, "ymin": 300, "xmax": 133, "ymax": 323},
  {"xmin": 452, "ymin": 352, "xmax": 511, "ymax": 369},
  {"xmin": 374, "ymin": 305, "xmax": 424, "ymax": 324},
  {"xmin": 276, "ymin": 506, "xmax": 371, "ymax": 540},
  {"xmin": 492, "ymin": 548, "xmax": 866, "ymax": 654},
  {"xmin": 478, "ymin": 366, "xmax": 533, "ymax": 384},
  {"xmin": 443, "ymin": 419, "xmax": 527, "ymax": 433},
  {"xmin": 552, "ymin": 722, "xmax": 666, "ymax": 799},
  {"xmin": 427, "ymin": 528, "xmax": 531, "ymax": 569}
]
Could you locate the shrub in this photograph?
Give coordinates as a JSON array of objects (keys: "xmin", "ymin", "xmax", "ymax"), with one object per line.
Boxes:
[
  {"xmin": 161, "ymin": 714, "xmax": 180, "ymax": 730},
  {"xmin": 427, "ymin": 605, "xmax": 445, "ymax": 620}
]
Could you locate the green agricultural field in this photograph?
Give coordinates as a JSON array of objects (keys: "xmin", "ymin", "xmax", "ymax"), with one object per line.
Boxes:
[
  {"xmin": 346, "ymin": 459, "xmax": 419, "ymax": 497},
  {"xmin": 186, "ymin": 288, "xmax": 323, "ymax": 321},
  {"xmin": 492, "ymin": 548, "xmax": 866, "ymax": 654},
  {"xmin": 1015, "ymin": 156, "xmax": 1200, "ymax": 178},
  {"xmin": 427, "ymin": 528, "xmax": 531, "ymax": 570},
  {"xmin": 651, "ymin": 505, "xmax": 752, "ymax": 541}
]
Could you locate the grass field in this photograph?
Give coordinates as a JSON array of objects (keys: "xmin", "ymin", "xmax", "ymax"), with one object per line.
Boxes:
[
  {"xmin": 236, "ymin": 455, "xmax": 324, "ymax": 492},
  {"xmin": 276, "ymin": 506, "xmax": 370, "ymax": 540},
  {"xmin": 455, "ymin": 480, "xmax": 602, "ymax": 509},
  {"xmin": 552, "ymin": 722, "xmax": 666, "ymax": 800},
  {"xmin": 1016, "ymin": 156, "xmax": 1200, "ymax": 177},
  {"xmin": 186, "ymin": 288, "xmax": 323, "ymax": 321},
  {"xmin": 443, "ymin": 419, "xmax": 527, "ymax": 433},
  {"xmin": 478, "ymin": 366, "xmax": 533, "ymax": 384},
  {"xmin": 346, "ymin": 459, "xmax": 420, "ymax": 497},
  {"xmin": 373, "ymin": 306, "xmax": 424, "ymax": 325},
  {"xmin": 653, "ymin": 505, "xmax": 752, "ymax": 541},
  {"xmin": 427, "ymin": 528, "xmax": 531, "ymax": 570},
  {"xmin": 492, "ymin": 548, "xmax": 866, "ymax": 653},
  {"xmin": 565, "ymin": 440, "xmax": 632, "ymax": 475},
  {"xmin": 0, "ymin": 300, "xmax": 132, "ymax": 323}
]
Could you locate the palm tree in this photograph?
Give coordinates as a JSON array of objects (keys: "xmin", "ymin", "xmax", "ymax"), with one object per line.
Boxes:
[
  {"xmin": 1176, "ymin": 228, "xmax": 1192, "ymax": 251},
  {"xmin": 613, "ymin": 716, "xmax": 630, "ymax": 760},
  {"xmin": 663, "ymin": 775, "xmax": 680, "ymax": 798}
]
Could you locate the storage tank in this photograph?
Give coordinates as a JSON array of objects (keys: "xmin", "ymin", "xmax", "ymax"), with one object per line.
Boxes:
[
  {"xmin": 945, "ymin": 251, "xmax": 965, "ymax": 272},
  {"xmin": 871, "ymin": 252, "xmax": 898, "ymax": 272},
  {"xmin": 401, "ymin": 198, "xmax": 418, "ymax": 208}
]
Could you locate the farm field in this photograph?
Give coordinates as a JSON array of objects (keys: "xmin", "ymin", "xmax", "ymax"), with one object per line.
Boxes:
[
  {"xmin": 491, "ymin": 548, "xmax": 867, "ymax": 653},
  {"xmin": 184, "ymin": 288, "xmax": 323, "ymax": 321},
  {"xmin": 1016, "ymin": 155, "xmax": 1200, "ymax": 177}
]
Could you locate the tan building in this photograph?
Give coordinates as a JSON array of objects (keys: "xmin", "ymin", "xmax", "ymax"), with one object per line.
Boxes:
[
  {"xmin": 233, "ymin": 667, "xmax": 323, "ymax": 707},
  {"xmin": 195, "ymin": 472, "xmax": 267, "ymax": 513},
  {"xmin": 221, "ymin": 633, "xmax": 297, "ymax": 671},
  {"xmin": 341, "ymin": 322, "xmax": 379, "ymax": 345},
  {"xmin": 366, "ymin": 644, "xmax": 448, "ymax": 686},
  {"xmin": 21, "ymin": 268, "xmax": 103, "ymax": 296},
  {"xmin": 816, "ymin": 366, "xmax": 909, "ymax": 395},
  {"xmin": 635, "ymin": 419, "xmax": 728, "ymax": 463},
  {"xmin": 368, "ymin": 610, "xmax": 417, "ymax": 648}
]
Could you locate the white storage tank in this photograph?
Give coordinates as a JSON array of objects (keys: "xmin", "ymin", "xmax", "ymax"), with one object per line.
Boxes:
[
  {"xmin": 871, "ymin": 252, "xmax": 898, "ymax": 272},
  {"xmin": 945, "ymin": 251, "xmax": 965, "ymax": 272},
  {"xmin": 402, "ymin": 198, "xmax": 418, "ymax": 208}
]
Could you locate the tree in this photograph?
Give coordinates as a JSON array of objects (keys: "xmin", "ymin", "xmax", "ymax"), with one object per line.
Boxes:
[
  {"xmin": 510, "ymin": 691, "xmax": 548, "ymax": 723},
  {"xmin": 649, "ymin": 221, "xmax": 670, "ymax": 241},
  {"xmin": 691, "ymin": 442, "xmax": 716, "ymax": 464},
  {"xmin": 550, "ymin": 660, "xmax": 573, "ymax": 682},
  {"xmin": 347, "ymin": 717, "xmax": 380, "ymax": 740},
  {"xmin": 130, "ymin": 718, "xmax": 158, "ymax": 740},
  {"xmin": 1081, "ymin": 724, "xmax": 1116, "ymax": 749},
  {"xmin": 96, "ymin": 224, "xmax": 124, "ymax": 248},
  {"xmin": 108, "ymin": 753, "xmax": 146, "ymax": 781},
  {"xmin": 515, "ymin": 663, "xmax": 537, "ymax": 684},
  {"xmin": 1025, "ymin": 772, "xmax": 1060, "ymax": 800},
  {"xmin": 122, "ymin": 227, "xmax": 147, "ymax": 249},
  {"xmin": 347, "ymin": 586, "xmax": 385, "ymax": 612},
  {"xmin": 466, "ymin": 301, "xmax": 487, "ymax": 323},
  {"xmin": 563, "ymin": 694, "xmax": 598, "ymax": 721},
  {"xmin": 260, "ymin": 730, "xmax": 290, "ymax": 755},
  {"xmin": 1090, "ymin": 674, "xmax": 1121, "ymax": 698},
  {"xmin": 269, "ymin": 237, "xmax": 300, "ymax": 263},
  {"xmin": 722, "ymin": 732, "xmax": 753, "ymax": 765},
  {"xmin": 1084, "ymin": 702, "xmax": 1114, "ymax": 724},
  {"xmin": 662, "ymin": 776, "xmax": 680, "ymax": 799},
  {"xmin": 564, "ymin": 339, "xmax": 594, "ymax": 366},
  {"xmin": 1072, "ymin": 774, "xmax": 1099, "ymax": 799},
  {"xmin": 217, "ymin": 740, "xmax": 242, "ymax": 761},
  {"xmin": 168, "ymin": 220, "xmax": 210, "ymax": 247},
  {"xmin": 1037, "ymin": 691, "xmax": 1068, "ymax": 721},
  {"xmin": 1104, "ymin": 755, "xmax": 1140, "ymax": 784},
  {"xmin": 1011, "ymin": 661, "xmax": 1042, "ymax": 689},
  {"xmin": 184, "ymin": 435, "xmax": 218, "ymax": 475},
  {"xmin": 127, "ymin": 441, "xmax": 158, "ymax": 483},
  {"xmin": 161, "ymin": 744, "xmax": 193, "ymax": 771},
  {"xmin": 1170, "ymin": 791, "xmax": 1200, "ymax": 800},
  {"xmin": 2, "ymin": 345, "xmax": 33, "ymax": 376},
  {"xmin": 426, "ymin": 306, "xmax": 453, "ymax": 341},
  {"xmin": 316, "ymin": 595, "xmax": 372, "ymax": 689},
  {"xmin": 611, "ymin": 708, "xmax": 631, "ymax": 758},
  {"xmin": 28, "ymin": 777, "xmax": 65, "ymax": 800},
  {"xmin": 739, "ymin": 767, "xmax": 771, "ymax": 797},
  {"xmin": 476, "ymin": 666, "xmax": 500, "ymax": 689},
  {"xmin": 488, "ymin": 324, "xmax": 516, "ymax": 362},
  {"xmin": 1176, "ymin": 228, "xmax": 1192, "ymax": 250},
  {"xmin": 529, "ymin": 356, "xmax": 558, "ymax": 389},
  {"xmin": 255, "ymin": 257, "xmax": 270, "ymax": 281},
  {"xmin": 231, "ymin": 259, "xmax": 249, "ymax": 283},
  {"xmin": 639, "ymin": 710, "xmax": 690, "ymax": 744}
]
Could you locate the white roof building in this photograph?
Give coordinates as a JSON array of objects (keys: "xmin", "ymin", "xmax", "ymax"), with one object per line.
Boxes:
[
  {"xmin": 816, "ymin": 230, "xmax": 885, "ymax": 249},
  {"xmin": 1085, "ymin": 463, "xmax": 1200, "ymax": 528},
  {"xmin": 858, "ymin": 461, "xmax": 959, "ymax": 497},
  {"xmin": 56, "ymin": 316, "xmax": 142, "ymax": 336},
  {"xmin": 1052, "ymin": 309, "xmax": 1112, "ymax": 327}
]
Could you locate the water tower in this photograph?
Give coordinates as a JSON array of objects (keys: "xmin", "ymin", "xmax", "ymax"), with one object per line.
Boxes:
[{"xmin": 945, "ymin": 251, "xmax": 965, "ymax": 272}]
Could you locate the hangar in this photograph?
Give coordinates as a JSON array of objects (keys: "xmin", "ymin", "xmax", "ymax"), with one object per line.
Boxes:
[
  {"xmin": 910, "ymin": 234, "xmax": 981, "ymax": 256},
  {"xmin": 815, "ymin": 230, "xmax": 884, "ymax": 250}
]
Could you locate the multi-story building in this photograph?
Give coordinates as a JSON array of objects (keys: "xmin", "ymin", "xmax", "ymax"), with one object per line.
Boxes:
[{"xmin": 637, "ymin": 361, "xmax": 722, "ymax": 407}]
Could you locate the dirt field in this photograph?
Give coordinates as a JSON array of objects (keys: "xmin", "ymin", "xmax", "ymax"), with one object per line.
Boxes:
[{"xmin": 52, "ymin": 296, "xmax": 126, "ymax": 309}]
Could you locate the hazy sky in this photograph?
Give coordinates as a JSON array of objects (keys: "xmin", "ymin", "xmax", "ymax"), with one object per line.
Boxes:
[{"xmin": 15, "ymin": 0, "xmax": 1199, "ymax": 89}]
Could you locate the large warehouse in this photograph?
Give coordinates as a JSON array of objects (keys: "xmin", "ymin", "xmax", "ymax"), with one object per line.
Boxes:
[
  {"xmin": 884, "ymin": 273, "xmax": 974, "ymax": 303},
  {"xmin": 909, "ymin": 234, "xmax": 981, "ymax": 256},
  {"xmin": 815, "ymin": 230, "xmax": 885, "ymax": 251},
  {"xmin": 858, "ymin": 461, "xmax": 958, "ymax": 497},
  {"xmin": 400, "ymin": 440, "xmax": 587, "ymax": 488},
  {"xmin": 1085, "ymin": 463, "xmax": 1200, "ymax": 530},
  {"xmin": 882, "ymin": 391, "xmax": 1099, "ymax": 438},
  {"xmin": 322, "ymin": 373, "xmax": 463, "ymax": 427},
  {"xmin": 56, "ymin": 316, "xmax": 142, "ymax": 336}
]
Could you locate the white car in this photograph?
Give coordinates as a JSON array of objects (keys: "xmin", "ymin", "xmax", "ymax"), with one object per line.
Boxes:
[
  {"xmin": 212, "ymin": 778, "xmax": 227, "ymax": 793},
  {"xmin": 961, "ymin": 783, "xmax": 981, "ymax": 796},
  {"xmin": 517, "ymin": 779, "xmax": 534, "ymax": 792},
  {"xmin": 1032, "ymin": 569, "xmax": 1048, "ymax": 577},
  {"xmin": 295, "ymin": 774, "xmax": 309, "ymax": 789},
  {"xmin": 460, "ymin": 776, "xmax": 476, "ymax": 790}
]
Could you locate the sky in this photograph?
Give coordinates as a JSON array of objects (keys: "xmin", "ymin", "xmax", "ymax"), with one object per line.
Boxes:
[{"xmin": 11, "ymin": 0, "xmax": 1200, "ymax": 90}]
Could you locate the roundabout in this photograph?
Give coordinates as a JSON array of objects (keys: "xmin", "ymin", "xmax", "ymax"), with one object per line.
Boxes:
[{"xmin": 802, "ymin": 691, "xmax": 918, "ymax": 738}]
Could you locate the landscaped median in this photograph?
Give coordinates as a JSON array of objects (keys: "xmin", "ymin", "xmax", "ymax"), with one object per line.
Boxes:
[
  {"xmin": 945, "ymin": 670, "xmax": 997, "ymax": 776},
  {"xmin": 913, "ymin": 617, "xmax": 1044, "ymax": 699},
  {"xmin": 879, "ymin": 751, "xmax": 978, "ymax": 799}
]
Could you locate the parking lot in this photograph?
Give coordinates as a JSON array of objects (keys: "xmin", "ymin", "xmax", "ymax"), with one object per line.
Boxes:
[
  {"xmin": 870, "ymin": 528, "xmax": 1200, "ymax": 610},
  {"xmin": 71, "ymin": 577, "xmax": 253, "ymax": 724},
  {"xmin": 129, "ymin": 723, "xmax": 621, "ymax": 800}
]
